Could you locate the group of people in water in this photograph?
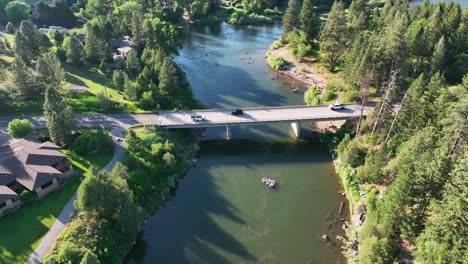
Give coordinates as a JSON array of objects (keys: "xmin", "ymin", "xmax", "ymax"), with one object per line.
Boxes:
[{"xmin": 261, "ymin": 178, "xmax": 276, "ymax": 188}]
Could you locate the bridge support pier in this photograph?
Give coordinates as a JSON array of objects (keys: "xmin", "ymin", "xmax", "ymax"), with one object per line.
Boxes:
[
  {"xmin": 291, "ymin": 122, "xmax": 301, "ymax": 138},
  {"xmin": 226, "ymin": 125, "xmax": 231, "ymax": 140}
]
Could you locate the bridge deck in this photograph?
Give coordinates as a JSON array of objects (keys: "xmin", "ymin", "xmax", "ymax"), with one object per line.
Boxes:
[{"xmin": 157, "ymin": 104, "xmax": 374, "ymax": 128}]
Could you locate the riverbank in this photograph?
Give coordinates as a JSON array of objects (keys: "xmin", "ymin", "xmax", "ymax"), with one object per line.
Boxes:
[
  {"xmin": 45, "ymin": 128, "xmax": 200, "ymax": 263},
  {"xmin": 267, "ymin": 46, "xmax": 328, "ymax": 90}
]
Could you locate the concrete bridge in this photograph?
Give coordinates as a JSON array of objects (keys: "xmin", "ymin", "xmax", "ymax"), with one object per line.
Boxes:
[{"xmin": 157, "ymin": 104, "xmax": 374, "ymax": 139}]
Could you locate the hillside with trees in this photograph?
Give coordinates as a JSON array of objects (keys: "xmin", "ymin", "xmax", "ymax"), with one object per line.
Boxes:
[{"xmin": 274, "ymin": 0, "xmax": 467, "ymax": 262}]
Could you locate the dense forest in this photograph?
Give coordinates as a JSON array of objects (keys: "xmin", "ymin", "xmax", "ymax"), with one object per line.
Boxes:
[
  {"xmin": 0, "ymin": 0, "xmax": 466, "ymax": 262},
  {"xmin": 278, "ymin": 0, "xmax": 467, "ymax": 262}
]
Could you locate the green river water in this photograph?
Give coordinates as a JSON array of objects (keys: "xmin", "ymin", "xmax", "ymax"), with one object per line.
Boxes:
[{"xmin": 126, "ymin": 23, "xmax": 347, "ymax": 264}]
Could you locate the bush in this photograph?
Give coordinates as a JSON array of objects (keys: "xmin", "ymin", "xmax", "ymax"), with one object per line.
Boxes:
[
  {"xmin": 357, "ymin": 148, "xmax": 385, "ymax": 183},
  {"xmin": 266, "ymin": 53, "xmax": 286, "ymax": 70},
  {"xmin": 8, "ymin": 119, "xmax": 34, "ymax": 138},
  {"xmin": 321, "ymin": 88, "xmax": 336, "ymax": 102},
  {"xmin": 73, "ymin": 128, "xmax": 113, "ymax": 155},
  {"xmin": 304, "ymin": 86, "xmax": 321, "ymax": 105},
  {"xmin": 151, "ymin": 140, "xmax": 174, "ymax": 159},
  {"xmin": 6, "ymin": 22, "xmax": 15, "ymax": 34},
  {"xmin": 73, "ymin": 133, "xmax": 96, "ymax": 155},
  {"xmin": 55, "ymin": 241, "xmax": 84, "ymax": 264},
  {"xmin": 162, "ymin": 152, "xmax": 176, "ymax": 169},
  {"xmin": 286, "ymin": 30, "xmax": 313, "ymax": 60},
  {"xmin": 341, "ymin": 140, "xmax": 367, "ymax": 168},
  {"xmin": 94, "ymin": 128, "xmax": 113, "ymax": 154},
  {"xmin": 139, "ymin": 91, "xmax": 156, "ymax": 110},
  {"xmin": 20, "ymin": 190, "xmax": 35, "ymax": 203},
  {"xmin": 342, "ymin": 89, "xmax": 359, "ymax": 103},
  {"xmin": 270, "ymin": 40, "xmax": 283, "ymax": 50}
]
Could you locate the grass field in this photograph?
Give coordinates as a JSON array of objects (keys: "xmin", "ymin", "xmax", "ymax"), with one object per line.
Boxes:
[
  {"xmin": 0, "ymin": 32, "xmax": 151, "ymax": 116},
  {"xmin": 0, "ymin": 150, "xmax": 113, "ymax": 264}
]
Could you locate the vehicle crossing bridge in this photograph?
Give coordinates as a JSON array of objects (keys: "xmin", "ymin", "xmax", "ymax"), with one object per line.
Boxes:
[{"xmin": 157, "ymin": 104, "xmax": 374, "ymax": 139}]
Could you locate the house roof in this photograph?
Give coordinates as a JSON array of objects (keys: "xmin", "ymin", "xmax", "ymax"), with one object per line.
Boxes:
[
  {"xmin": 74, "ymin": 34, "xmax": 85, "ymax": 42},
  {"xmin": 117, "ymin": 47, "xmax": 134, "ymax": 57},
  {"xmin": 0, "ymin": 138, "xmax": 67, "ymax": 191},
  {"xmin": 0, "ymin": 186, "xmax": 17, "ymax": 204}
]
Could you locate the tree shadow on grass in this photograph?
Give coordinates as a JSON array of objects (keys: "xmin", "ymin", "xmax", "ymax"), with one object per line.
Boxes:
[{"xmin": 65, "ymin": 72, "xmax": 87, "ymax": 87}]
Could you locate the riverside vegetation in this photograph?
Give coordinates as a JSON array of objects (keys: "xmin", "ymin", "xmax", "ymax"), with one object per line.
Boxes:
[{"xmin": 273, "ymin": 0, "xmax": 467, "ymax": 262}]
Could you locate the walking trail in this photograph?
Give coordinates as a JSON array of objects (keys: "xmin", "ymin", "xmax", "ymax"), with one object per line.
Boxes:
[{"xmin": 25, "ymin": 127, "xmax": 127, "ymax": 264}]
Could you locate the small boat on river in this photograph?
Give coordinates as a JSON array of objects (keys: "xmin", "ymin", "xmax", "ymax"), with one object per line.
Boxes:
[{"xmin": 261, "ymin": 178, "xmax": 276, "ymax": 188}]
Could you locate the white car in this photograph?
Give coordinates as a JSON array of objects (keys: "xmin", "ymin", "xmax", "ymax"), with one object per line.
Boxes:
[
  {"xmin": 191, "ymin": 115, "xmax": 205, "ymax": 121},
  {"xmin": 329, "ymin": 103, "xmax": 345, "ymax": 110}
]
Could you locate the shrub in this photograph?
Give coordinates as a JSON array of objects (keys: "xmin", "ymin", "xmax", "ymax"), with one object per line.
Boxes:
[
  {"xmin": 266, "ymin": 53, "xmax": 286, "ymax": 70},
  {"xmin": 80, "ymin": 250, "xmax": 100, "ymax": 264},
  {"xmin": 6, "ymin": 22, "xmax": 15, "ymax": 34},
  {"xmin": 73, "ymin": 133, "xmax": 96, "ymax": 155},
  {"xmin": 321, "ymin": 88, "xmax": 336, "ymax": 102},
  {"xmin": 270, "ymin": 40, "xmax": 283, "ymax": 50},
  {"xmin": 73, "ymin": 128, "xmax": 113, "ymax": 155},
  {"xmin": 286, "ymin": 30, "xmax": 313, "ymax": 60},
  {"xmin": 304, "ymin": 86, "xmax": 321, "ymax": 105},
  {"xmin": 94, "ymin": 128, "xmax": 113, "ymax": 154},
  {"xmin": 151, "ymin": 140, "xmax": 174, "ymax": 159},
  {"xmin": 342, "ymin": 89, "xmax": 359, "ymax": 103},
  {"xmin": 55, "ymin": 241, "xmax": 84, "ymax": 264},
  {"xmin": 357, "ymin": 148, "xmax": 385, "ymax": 183},
  {"xmin": 162, "ymin": 152, "xmax": 176, "ymax": 169},
  {"xmin": 97, "ymin": 90, "xmax": 113, "ymax": 111},
  {"xmin": 8, "ymin": 119, "xmax": 34, "ymax": 138},
  {"xmin": 139, "ymin": 91, "xmax": 156, "ymax": 110},
  {"xmin": 341, "ymin": 140, "xmax": 367, "ymax": 168},
  {"xmin": 20, "ymin": 190, "xmax": 35, "ymax": 203}
]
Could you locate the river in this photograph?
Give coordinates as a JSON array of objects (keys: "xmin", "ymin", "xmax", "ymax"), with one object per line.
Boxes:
[
  {"xmin": 126, "ymin": 23, "xmax": 347, "ymax": 263},
  {"xmin": 412, "ymin": 0, "xmax": 468, "ymax": 6}
]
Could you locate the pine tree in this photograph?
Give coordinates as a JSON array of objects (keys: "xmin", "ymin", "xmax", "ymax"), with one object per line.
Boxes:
[
  {"xmin": 112, "ymin": 70, "xmax": 126, "ymax": 91},
  {"xmin": 282, "ymin": 0, "xmax": 301, "ymax": 36},
  {"xmin": 66, "ymin": 36, "xmax": 85, "ymax": 65},
  {"xmin": 347, "ymin": 0, "xmax": 367, "ymax": 33},
  {"xmin": 123, "ymin": 78, "xmax": 137, "ymax": 101},
  {"xmin": 431, "ymin": 36, "xmax": 446, "ymax": 74},
  {"xmin": 131, "ymin": 11, "xmax": 143, "ymax": 49},
  {"xmin": 320, "ymin": 1, "xmax": 349, "ymax": 71},
  {"xmin": 14, "ymin": 21, "xmax": 42, "ymax": 64},
  {"xmin": 9, "ymin": 57, "xmax": 42, "ymax": 100},
  {"xmin": 84, "ymin": 23, "xmax": 109, "ymax": 63},
  {"xmin": 36, "ymin": 54, "xmax": 65, "ymax": 89},
  {"xmin": 126, "ymin": 50, "xmax": 141, "ymax": 78},
  {"xmin": 300, "ymin": 0, "xmax": 320, "ymax": 41},
  {"xmin": 158, "ymin": 57, "xmax": 178, "ymax": 96},
  {"xmin": 43, "ymin": 85, "xmax": 76, "ymax": 146}
]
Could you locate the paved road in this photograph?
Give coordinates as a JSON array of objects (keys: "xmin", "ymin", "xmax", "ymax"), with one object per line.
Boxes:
[
  {"xmin": 0, "ymin": 113, "xmax": 158, "ymax": 145},
  {"xmin": 157, "ymin": 104, "xmax": 373, "ymax": 128},
  {"xmin": 25, "ymin": 128, "xmax": 126, "ymax": 264}
]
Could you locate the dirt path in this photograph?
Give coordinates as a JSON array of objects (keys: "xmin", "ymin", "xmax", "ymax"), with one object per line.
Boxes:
[
  {"xmin": 269, "ymin": 47, "xmax": 328, "ymax": 90},
  {"xmin": 25, "ymin": 128, "xmax": 126, "ymax": 264}
]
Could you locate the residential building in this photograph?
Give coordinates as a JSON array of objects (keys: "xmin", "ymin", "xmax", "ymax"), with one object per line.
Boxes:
[{"xmin": 0, "ymin": 138, "xmax": 74, "ymax": 217}]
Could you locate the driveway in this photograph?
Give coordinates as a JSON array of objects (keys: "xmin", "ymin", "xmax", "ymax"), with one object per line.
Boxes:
[{"xmin": 25, "ymin": 128, "xmax": 126, "ymax": 264}]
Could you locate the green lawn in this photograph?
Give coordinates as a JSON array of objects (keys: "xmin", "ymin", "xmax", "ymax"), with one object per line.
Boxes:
[
  {"xmin": 0, "ymin": 63, "xmax": 151, "ymax": 116},
  {"xmin": 0, "ymin": 151, "xmax": 113, "ymax": 264}
]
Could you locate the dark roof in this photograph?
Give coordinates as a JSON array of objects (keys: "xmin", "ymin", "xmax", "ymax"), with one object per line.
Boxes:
[
  {"xmin": 110, "ymin": 39, "xmax": 122, "ymax": 49},
  {"xmin": 0, "ymin": 139, "xmax": 67, "ymax": 191},
  {"xmin": 74, "ymin": 34, "xmax": 85, "ymax": 42},
  {"xmin": 0, "ymin": 186, "xmax": 17, "ymax": 204}
]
